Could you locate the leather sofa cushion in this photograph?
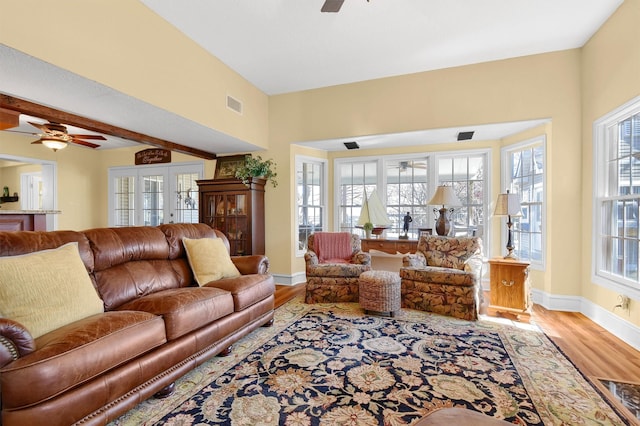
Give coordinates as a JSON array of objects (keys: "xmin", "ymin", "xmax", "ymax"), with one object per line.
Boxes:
[
  {"xmin": 117, "ymin": 287, "xmax": 234, "ymax": 340},
  {"xmin": 207, "ymin": 274, "xmax": 275, "ymax": 311},
  {"xmin": 0, "ymin": 311, "xmax": 165, "ymax": 410},
  {"xmin": 84, "ymin": 227, "xmax": 181, "ymax": 310}
]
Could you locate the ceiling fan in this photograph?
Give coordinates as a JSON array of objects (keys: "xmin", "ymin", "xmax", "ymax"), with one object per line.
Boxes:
[
  {"xmin": 321, "ymin": 0, "xmax": 369, "ymax": 13},
  {"xmin": 7, "ymin": 121, "xmax": 106, "ymax": 151}
]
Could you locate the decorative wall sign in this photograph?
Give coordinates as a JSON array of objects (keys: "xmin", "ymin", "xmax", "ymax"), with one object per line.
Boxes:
[{"xmin": 135, "ymin": 148, "xmax": 171, "ymax": 165}]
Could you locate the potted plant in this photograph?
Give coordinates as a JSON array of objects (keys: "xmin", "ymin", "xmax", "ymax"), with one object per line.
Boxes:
[
  {"xmin": 363, "ymin": 222, "xmax": 374, "ymax": 239},
  {"xmin": 234, "ymin": 155, "xmax": 278, "ymax": 188}
]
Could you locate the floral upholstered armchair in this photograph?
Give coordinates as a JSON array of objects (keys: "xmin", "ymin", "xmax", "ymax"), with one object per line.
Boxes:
[
  {"xmin": 304, "ymin": 232, "xmax": 371, "ymax": 303},
  {"xmin": 400, "ymin": 235, "xmax": 484, "ymax": 320}
]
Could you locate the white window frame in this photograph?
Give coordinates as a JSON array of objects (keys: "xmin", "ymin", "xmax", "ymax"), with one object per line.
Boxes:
[
  {"xmin": 295, "ymin": 156, "xmax": 328, "ymax": 256},
  {"xmin": 501, "ymin": 136, "xmax": 546, "ymax": 270},
  {"xmin": 593, "ymin": 95, "xmax": 640, "ymax": 300}
]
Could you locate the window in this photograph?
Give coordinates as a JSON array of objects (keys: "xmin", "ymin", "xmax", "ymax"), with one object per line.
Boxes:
[
  {"xmin": 436, "ymin": 154, "xmax": 486, "ymax": 239},
  {"xmin": 385, "ymin": 159, "xmax": 429, "ymax": 239},
  {"xmin": 109, "ymin": 163, "xmax": 203, "ymax": 227},
  {"xmin": 337, "ymin": 160, "xmax": 378, "ymax": 234},
  {"xmin": 335, "ymin": 152, "xmax": 488, "ymax": 245},
  {"xmin": 296, "ymin": 157, "xmax": 327, "ymax": 253},
  {"xmin": 503, "ymin": 138, "xmax": 545, "ymax": 266},
  {"xmin": 594, "ymin": 96, "xmax": 640, "ymax": 297}
]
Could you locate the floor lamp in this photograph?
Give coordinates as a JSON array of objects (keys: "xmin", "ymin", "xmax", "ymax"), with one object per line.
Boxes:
[
  {"xmin": 494, "ymin": 190, "xmax": 522, "ymax": 259},
  {"xmin": 428, "ymin": 185, "xmax": 461, "ymax": 236}
]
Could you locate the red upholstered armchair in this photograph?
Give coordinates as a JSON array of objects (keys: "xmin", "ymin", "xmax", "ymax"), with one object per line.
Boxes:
[
  {"xmin": 400, "ymin": 235, "xmax": 484, "ymax": 320},
  {"xmin": 304, "ymin": 232, "xmax": 371, "ymax": 303}
]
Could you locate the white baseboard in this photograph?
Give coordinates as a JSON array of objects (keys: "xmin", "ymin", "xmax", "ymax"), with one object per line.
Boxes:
[
  {"xmin": 272, "ymin": 272, "xmax": 307, "ymax": 286},
  {"xmin": 532, "ymin": 288, "xmax": 640, "ymax": 351}
]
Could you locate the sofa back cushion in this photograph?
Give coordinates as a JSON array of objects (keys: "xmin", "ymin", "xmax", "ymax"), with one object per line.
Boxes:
[
  {"xmin": 84, "ymin": 226, "xmax": 179, "ymax": 310},
  {"xmin": 0, "ymin": 242, "xmax": 104, "ymax": 338},
  {"xmin": 418, "ymin": 235, "xmax": 482, "ymax": 270}
]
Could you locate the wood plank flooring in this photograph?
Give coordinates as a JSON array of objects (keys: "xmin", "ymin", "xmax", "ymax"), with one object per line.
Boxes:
[{"xmin": 275, "ymin": 283, "xmax": 640, "ymax": 423}]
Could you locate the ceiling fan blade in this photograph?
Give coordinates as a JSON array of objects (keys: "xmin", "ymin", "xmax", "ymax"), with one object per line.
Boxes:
[
  {"xmin": 3, "ymin": 129, "xmax": 38, "ymax": 136},
  {"xmin": 28, "ymin": 121, "xmax": 52, "ymax": 133},
  {"xmin": 71, "ymin": 139, "xmax": 101, "ymax": 149},
  {"xmin": 321, "ymin": 0, "xmax": 344, "ymax": 13},
  {"xmin": 68, "ymin": 134, "xmax": 107, "ymax": 140},
  {"xmin": 31, "ymin": 139, "xmax": 43, "ymax": 145}
]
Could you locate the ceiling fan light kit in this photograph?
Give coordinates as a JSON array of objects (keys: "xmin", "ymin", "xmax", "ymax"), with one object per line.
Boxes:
[{"xmin": 40, "ymin": 138, "xmax": 68, "ymax": 151}]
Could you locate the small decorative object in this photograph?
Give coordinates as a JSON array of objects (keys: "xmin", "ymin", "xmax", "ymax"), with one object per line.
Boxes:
[
  {"xmin": 400, "ymin": 212, "xmax": 413, "ymax": 239},
  {"xmin": 494, "ymin": 189, "xmax": 522, "ymax": 259},
  {"xmin": 2, "ymin": 187, "xmax": 8, "ymax": 197},
  {"xmin": 363, "ymin": 222, "xmax": 374, "ymax": 239},
  {"xmin": 357, "ymin": 189, "xmax": 392, "ymax": 238},
  {"xmin": 234, "ymin": 155, "xmax": 278, "ymax": 188},
  {"xmin": 214, "ymin": 154, "xmax": 250, "ymax": 179},
  {"xmin": 428, "ymin": 185, "xmax": 461, "ymax": 236}
]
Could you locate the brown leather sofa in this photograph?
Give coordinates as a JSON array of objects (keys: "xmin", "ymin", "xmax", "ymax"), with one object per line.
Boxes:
[{"xmin": 0, "ymin": 223, "xmax": 275, "ymax": 426}]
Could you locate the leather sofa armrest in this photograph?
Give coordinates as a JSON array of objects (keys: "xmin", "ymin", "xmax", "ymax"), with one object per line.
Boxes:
[
  {"xmin": 0, "ymin": 318, "xmax": 36, "ymax": 368},
  {"xmin": 232, "ymin": 254, "xmax": 270, "ymax": 275},
  {"xmin": 352, "ymin": 251, "xmax": 371, "ymax": 266},
  {"xmin": 403, "ymin": 252, "xmax": 426, "ymax": 268}
]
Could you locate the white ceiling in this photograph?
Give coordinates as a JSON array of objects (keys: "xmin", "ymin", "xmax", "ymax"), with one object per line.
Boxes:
[
  {"xmin": 141, "ymin": 0, "xmax": 622, "ymax": 95},
  {"xmin": 0, "ymin": 0, "xmax": 623, "ymax": 153}
]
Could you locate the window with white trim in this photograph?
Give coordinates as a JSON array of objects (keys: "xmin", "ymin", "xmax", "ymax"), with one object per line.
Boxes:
[
  {"xmin": 503, "ymin": 138, "xmax": 545, "ymax": 266},
  {"xmin": 594, "ymin": 96, "xmax": 640, "ymax": 297},
  {"xmin": 296, "ymin": 157, "xmax": 327, "ymax": 254},
  {"xmin": 335, "ymin": 152, "xmax": 488, "ymax": 247}
]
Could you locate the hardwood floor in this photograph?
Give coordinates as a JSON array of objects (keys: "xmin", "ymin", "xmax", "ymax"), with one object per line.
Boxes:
[{"xmin": 275, "ymin": 283, "xmax": 640, "ymax": 422}]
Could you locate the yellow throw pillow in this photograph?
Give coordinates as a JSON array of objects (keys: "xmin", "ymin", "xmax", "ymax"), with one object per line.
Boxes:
[
  {"xmin": 0, "ymin": 242, "xmax": 104, "ymax": 339},
  {"xmin": 183, "ymin": 237, "xmax": 241, "ymax": 286}
]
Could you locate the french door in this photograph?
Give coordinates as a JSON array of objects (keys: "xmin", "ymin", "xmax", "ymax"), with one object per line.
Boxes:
[{"xmin": 108, "ymin": 162, "xmax": 203, "ymax": 227}]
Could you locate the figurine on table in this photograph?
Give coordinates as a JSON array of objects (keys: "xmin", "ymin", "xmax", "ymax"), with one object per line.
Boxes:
[{"xmin": 401, "ymin": 212, "xmax": 413, "ymax": 239}]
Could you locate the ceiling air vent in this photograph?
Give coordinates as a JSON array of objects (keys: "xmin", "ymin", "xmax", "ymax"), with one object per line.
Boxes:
[
  {"xmin": 226, "ymin": 95, "xmax": 243, "ymax": 115},
  {"xmin": 457, "ymin": 131, "xmax": 474, "ymax": 141},
  {"xmin": 344, "ymin": 141, "xmax": 359, "ymax": 150}
]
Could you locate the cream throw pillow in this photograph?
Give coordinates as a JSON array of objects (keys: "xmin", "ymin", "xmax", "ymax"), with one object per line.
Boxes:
[
  {"xmin": 183, "ymin": 237, "xmax": 241, "ymax": 286},
  {"xmin": 0, "ymin": 242, "xmax": 104, "ymax": 339}
]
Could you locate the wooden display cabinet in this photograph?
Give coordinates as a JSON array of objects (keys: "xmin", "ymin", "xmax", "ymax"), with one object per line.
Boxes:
[
  {"xmin": 197, "ymin": 177, "xmax": 265, "ymax": 255},
  {"xmin": 487, "ymin": 258, "xmax": 531, "ymax": 322}
]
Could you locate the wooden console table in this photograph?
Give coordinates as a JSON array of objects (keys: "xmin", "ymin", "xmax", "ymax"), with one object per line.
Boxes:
[{"xmin": 361, "ymin": 238, "xmax": 418, "ymax": 254}]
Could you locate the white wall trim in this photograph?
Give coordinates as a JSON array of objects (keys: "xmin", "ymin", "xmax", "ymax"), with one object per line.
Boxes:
[
  {"xmin": 532, "ymin": 289, "xmax": 640, "ymax": 350},
  {"xmin": 272, "ymin": 272, "xmax": 307, "ymax": 286}
]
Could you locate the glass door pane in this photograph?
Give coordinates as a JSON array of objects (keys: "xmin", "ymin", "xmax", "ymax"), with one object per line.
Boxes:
[
  {"xmin": 174, "ymin": 172, "xmax": 199, "ymax": 223},
  {"xmin": 142, "ymin": 172, "xmax": 164, "ymax": 226}
]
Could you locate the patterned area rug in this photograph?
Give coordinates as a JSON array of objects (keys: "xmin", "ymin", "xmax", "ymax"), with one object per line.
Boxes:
[{"xmin": 111, "ymin": 297, "xmax": 628, "ymax": 425}]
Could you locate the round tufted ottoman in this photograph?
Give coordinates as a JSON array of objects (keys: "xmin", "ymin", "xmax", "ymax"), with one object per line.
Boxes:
[{"xmin": 359, "ymin": 270, "xmax": 401, "ymax": 317}]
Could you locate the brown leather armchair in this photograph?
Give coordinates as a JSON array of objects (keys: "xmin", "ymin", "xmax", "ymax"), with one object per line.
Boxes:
[{"xmin": 304, "ymin": 232, "xmax": 371, "ymax": 303}]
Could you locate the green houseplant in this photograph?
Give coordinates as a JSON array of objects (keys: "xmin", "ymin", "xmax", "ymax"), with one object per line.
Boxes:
[{"xmin": 234, "ymin": 155, "xmax": 278, "ymax": 188}]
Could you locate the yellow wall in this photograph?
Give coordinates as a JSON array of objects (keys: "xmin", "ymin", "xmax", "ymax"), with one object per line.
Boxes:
[
  {"xmin": 582, "ymin": 0, "xmax": 640, "ymax": 324},
  {"xmin": 0, "ymin": 0, "xmax": 269, "ymax": 151}
]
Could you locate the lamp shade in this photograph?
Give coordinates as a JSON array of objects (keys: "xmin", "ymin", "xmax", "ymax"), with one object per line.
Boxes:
[
  {"xmin": 428, "ymin": 185, "xmax": 461, "ymax": 207},
  {"xmin": 494, "ymin": 192, "xmax": 522, "ymax": 217},
  {"xmin": 41, "ymin": 138, "xmax": 68, "ymax": 151}
]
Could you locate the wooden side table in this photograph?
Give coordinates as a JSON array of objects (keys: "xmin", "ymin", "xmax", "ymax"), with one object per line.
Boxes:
[{"xmin": 487, "ymin": 258, "xmax": 531, "ymax": 322}]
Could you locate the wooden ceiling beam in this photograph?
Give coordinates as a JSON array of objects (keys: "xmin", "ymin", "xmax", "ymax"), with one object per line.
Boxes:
[
  {"xmin": 0, "ymin": 94, "xmax": 217, "ymax": 160},
  {"xmin": 0, "ymin": 107, "xmax": 20, "ymax": 130}
]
